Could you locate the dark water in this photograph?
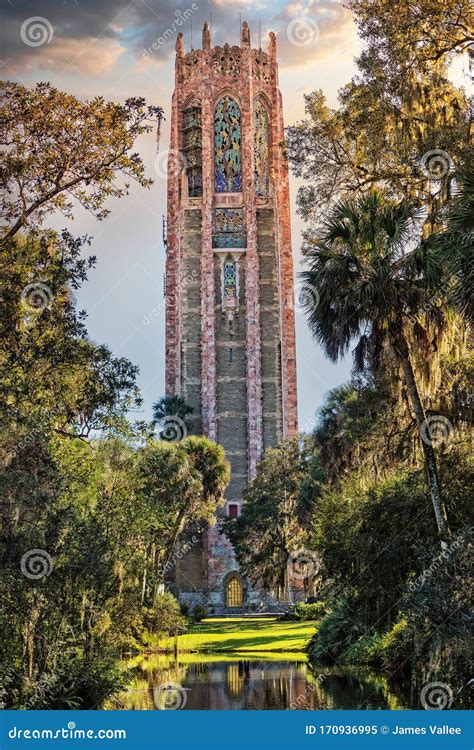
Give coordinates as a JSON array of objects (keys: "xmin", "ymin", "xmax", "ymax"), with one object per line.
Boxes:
[{"xmin": 109, "ymin": 655, "xmax": 412, "ymax": 710}]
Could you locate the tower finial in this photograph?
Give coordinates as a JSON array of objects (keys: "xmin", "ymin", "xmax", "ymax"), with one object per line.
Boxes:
[
  {"xmin": 268, "ymin": 31, "xmax": 276, "ymax": 60},
  {"xmin": 241, "ymin": 20, "xmax": 250, "ymax": 47},
  {"xmin": 202, "ymin": 20, "xmax": 211, "ymax": 50},
  {"xmin": 176, "ymin": 32, "xmax": 184, "ymax": 58}
]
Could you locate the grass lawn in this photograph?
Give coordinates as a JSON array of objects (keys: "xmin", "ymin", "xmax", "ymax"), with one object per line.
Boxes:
[{"xmin": 157, "ymin": 617, "xmax": 317, "ymax": 654}]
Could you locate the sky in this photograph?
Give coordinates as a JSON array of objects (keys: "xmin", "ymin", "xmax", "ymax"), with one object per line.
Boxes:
[{"xmin": 2, "ymin": 0, "xmax": 364, "ymax": 431}]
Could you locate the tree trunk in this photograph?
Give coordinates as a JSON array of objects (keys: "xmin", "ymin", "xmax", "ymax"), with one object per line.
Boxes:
[{"xmin": 396, "ymin": 336, "xmax": 450, "ymax": 541}]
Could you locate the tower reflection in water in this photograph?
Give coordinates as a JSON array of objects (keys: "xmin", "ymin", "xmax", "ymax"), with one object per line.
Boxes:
[{"xmin": 108, "ymin": 656, "xmax": 410, "ymax": 710}]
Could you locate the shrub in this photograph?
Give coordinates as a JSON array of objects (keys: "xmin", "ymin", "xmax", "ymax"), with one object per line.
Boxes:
[
  {"xmin": 379, "ymin": 619, "xmax": 411, "ymax": 670},
  {"xmin": 142, "ymin": 593, "xmax": 187, "ymax": 637},
  {"xmin": 190, "ymin": 604, "xmax": 208, "ymax": 623},
  {"xmin": 339, "ymin": 633, "xmax": 383, "ymax": 666},
  {"xmin": 307, "ymin": 601, "xmax": 362, "ymax": 665},
  {"xmin": 294, "ymin": 601, "xmax": 326, "ymax": 620}
]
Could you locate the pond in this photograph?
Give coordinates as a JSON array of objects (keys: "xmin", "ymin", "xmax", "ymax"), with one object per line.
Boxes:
[{"xmin": 107, "ymin": 653, "xmax": 413, "ymax": 710}]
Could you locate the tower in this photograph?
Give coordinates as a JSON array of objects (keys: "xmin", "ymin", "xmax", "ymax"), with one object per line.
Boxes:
[{"xmin": 165, "ymin": 22, "xmax": 297, "ymax": 611}]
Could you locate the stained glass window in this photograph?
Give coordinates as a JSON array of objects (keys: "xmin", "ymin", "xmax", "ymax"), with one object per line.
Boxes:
[
  {"xmin": 213, "ymin": 208, "xmax": 245, "ymax": 248},
  {"xmin": 214, "ymin": 97, "xmax": 242, "ymax": 193},
  {"xmin": 254, "ymin": 99, "xmax": 269, "ymax": 196},
  {"xmin": 223, "ymin": 255, "xmax": 237, "ymax": 299},
  {"xmin": 226, "ymin": 576, "xmax": 243, "ymax": 607}
]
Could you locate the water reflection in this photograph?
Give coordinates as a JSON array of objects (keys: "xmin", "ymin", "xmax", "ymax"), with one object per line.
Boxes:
[{"xmin": 107, "ymin": 654, "xmax": 411, "ymax": 710}]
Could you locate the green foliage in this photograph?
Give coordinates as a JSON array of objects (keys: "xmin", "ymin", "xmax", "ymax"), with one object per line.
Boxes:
[
  {"xmin": 378, "ymin": 620, "xmax": 411, "ymax": 671},
  {"xmin": 223, "ymin": 437, "xmax": 320, "ymax": 597},
  {"xmin": 152, "ymin": 395, "xmax": 194, "ymax": 440},
  {"xmin": 291, "ymin": 602, "xmax": 326, "ymax": 621},
  {"xmin": 432, "ymin": 147, "xmax": 474, "ymax": 323},
  {"xmin": 1, "ymin": 81, "xmax": 163, "ymax": 240},
  {"xmin": 190, "ymin": 604, "xmax": 209, "ymax": 624},
  {"xmin": 286, "ymin": 2, "xmax": 470, "ymax": 225},
  {"xmin": 142, "ymin": 594, "xmax": 187, "ymax": 637},
  {"xmin": 307, "ymin": 602, "xmax": 362, "ymax": 665},
  {"xmin": 339, "ymin": 634, "xmax": 384, "ymax": 668},
  {"xmin": 0, "ymin": 81, "xmax": 229, "ymax": 707}
]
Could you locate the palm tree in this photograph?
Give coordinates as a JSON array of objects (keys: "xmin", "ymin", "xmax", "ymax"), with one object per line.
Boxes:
[
  {"xmin": 301, "ymin": 190, "xmax": 450, "ymax": 539},
  {"xmin": 151, "ymin": 395, "xmax": 193, "ymax": 440},
  {"xmin": 434, "ymin": 146, "xmax": 473, "ymax": 323}
]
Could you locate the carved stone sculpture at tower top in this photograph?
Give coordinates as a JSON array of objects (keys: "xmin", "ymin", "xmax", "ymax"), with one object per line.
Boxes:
[{"xmin": 202, "ymin": 21, "xmax": 211, "ymax": 50}]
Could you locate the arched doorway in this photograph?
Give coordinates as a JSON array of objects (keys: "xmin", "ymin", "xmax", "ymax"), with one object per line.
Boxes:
[{"xmin": 226, "ymin": 575, "xmax": 243, "ymax": 607}]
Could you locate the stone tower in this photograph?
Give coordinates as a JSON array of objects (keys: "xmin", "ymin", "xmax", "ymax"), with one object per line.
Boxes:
[{"xmin": 165, "ymin": 22, "xmax": 297, "ymax": 612}]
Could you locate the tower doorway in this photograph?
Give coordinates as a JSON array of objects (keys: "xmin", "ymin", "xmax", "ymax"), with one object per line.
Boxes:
[{"xmin": 226, "ymin": 575, "xmax": 243, "ymax": 607}]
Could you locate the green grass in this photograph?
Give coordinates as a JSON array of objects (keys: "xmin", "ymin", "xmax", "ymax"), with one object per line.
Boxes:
[{"xmin": 157, "ymin": 617, "xmax": 318, "ymax": 654}]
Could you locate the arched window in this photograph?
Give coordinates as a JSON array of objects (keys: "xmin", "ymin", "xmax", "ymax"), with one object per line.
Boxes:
[
  {"xmin": 226, "ymin": 575, "xmax": 243, "ymax": 607},
  {"xmin": 223, "ymin": 255, "xmax": 237, "ymax": 299},
  {"xmin": 182, "ymin": 102, "xmax": 202, "ymax": 197},
  {"xmin": 254, "ymin": 99, "xmax": 269, "ymax": 196},
  {"xmin": 214, "ymin": 96, "xmax": 242, "ymax": 193}
]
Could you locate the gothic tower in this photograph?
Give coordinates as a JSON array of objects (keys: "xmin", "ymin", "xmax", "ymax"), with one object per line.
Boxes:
[{"xmin": 165, "ymin": 22, "xmax": 297, "ymax": 611}]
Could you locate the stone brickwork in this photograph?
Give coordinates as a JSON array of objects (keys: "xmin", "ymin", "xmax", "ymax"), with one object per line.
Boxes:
[{"xmin": 165, "ymin": 22, "xmax": 297, "ymax": 611}]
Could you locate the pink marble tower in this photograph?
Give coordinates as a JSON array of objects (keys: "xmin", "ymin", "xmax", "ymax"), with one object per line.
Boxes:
[{"xmin": 165, "ymin": 22, "xmax": 297, "ymax": 611}]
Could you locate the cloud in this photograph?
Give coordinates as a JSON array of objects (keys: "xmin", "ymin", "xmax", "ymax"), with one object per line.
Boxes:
[
  {"xmin": 8, "ymin": 36, "xmax": 125, "ymax": 76},
  {"xmin": 0, "ymin": 0, "xmax": 186, "ymax": 74},
  {"xmin": 0, "ymin": 0, "xmax": 358, "ymax": 79},
  {"xmin": 272, "ymin": 0, "xmax": 358, "ymax": 69}
]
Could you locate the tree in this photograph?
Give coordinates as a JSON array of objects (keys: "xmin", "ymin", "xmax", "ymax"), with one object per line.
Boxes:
[
  {"xmin": 0, "ymin": 82, "xmax": 163, "ymax": 241},
  {"xmin": 136, "ymin": 436, "xmax": 230, "ymax": 585},
  {"xmin": 0, "ymin": 230, "xmax": 141, "ymax": 437},
  {"xmin": 347, "ymin": 0, "xmax": 474, "ymax": 73},
  {"xmin": 152, "ymin": 395, "xmax": 194, "ymax": 441},
  {"xmin": 301, "ymin": 190, "xmax": 451, "ymax": 538},
  {"xmin": 433, "ymin": 147, "xmax": 474, "ymax": 322},
  {"xmin": 286, "ymin": 2, "xmax": 471, "ymax": 225},
  {"xmin": 224, "ymin": 438, "xmax": 319, "ymax": 598}
]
